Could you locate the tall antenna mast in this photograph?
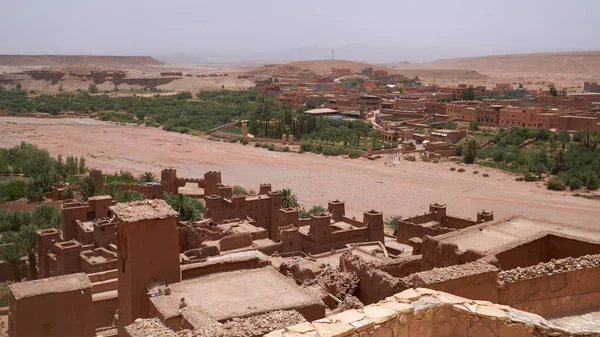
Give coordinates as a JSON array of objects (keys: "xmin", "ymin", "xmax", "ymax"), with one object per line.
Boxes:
[{"xmin": 332, "ymin": 49, "xmax": 334, "ymax": 60}]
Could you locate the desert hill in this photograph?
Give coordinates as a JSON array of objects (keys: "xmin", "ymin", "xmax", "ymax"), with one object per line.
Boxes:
[
  {"xmin": 0, "ymin": 55, "xmax": 164, "ymax": 68},
  {"xmin": 288, "ymin": 60, "xmax": 394, "ymax": 75},
  {"xmin": 248, "ymin": 64, "xmax": 318, "ymax": 78},
  {"xmin": 387, "ymin": 51, "xmax": 600, "ymax": 78},
  {"xmin": 249, "ymin": 60, "xmax": 488, "ymax": 82}
]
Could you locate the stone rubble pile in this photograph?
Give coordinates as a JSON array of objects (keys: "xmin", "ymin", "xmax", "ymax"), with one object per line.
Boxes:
[{"xmin": 499, "ymin": 254, "xmax": 600, "ymax": 283}]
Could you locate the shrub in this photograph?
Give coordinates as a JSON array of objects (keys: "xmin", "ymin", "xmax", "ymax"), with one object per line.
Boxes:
[
  {"xmin": 261, "ymin": 143, "xmax": 269, "ymax": 149},
  {"xmin": 523, "ymin": 172, "xmax": 539, "ymax": 182},
  {"xmin": 473, "ymin": 171, "xmax": 479, "ymax": 174},
  {"xmin": 267, "ymin": 144, "xmax": 275, "ymax": 151},
  {"xmin": 228, "ymin": 138, "xmax": 238, "ymax": 143},
  {"xmin": 232, "ymin": 185, "xmax": 248, "ymax": 195},
  {"xmin": 300, "ymin": 143, "xmax": 313, "ymax": 152},
  {"xmin": 254, "ymin": 142, "xmax": 261, "ymax": 147},
  {"xmin": 516, "ymin": 177, "xmax": 524, "ymax": 181},
  {"xmin": 547, "ymin": 176, "xmax": 566, "ymax": 191},
  {"xmin": 568, "ymin": 178, "xmax": 582, "ymax": 191},
  {"xmin": 585, "ymin": 172, "xmax": 600, "ymax": 190},
  {"xmin": 432, "ymin": 159, "xmax": 439, "ymax": 164},
  {"xmin": 26, "ymin": 183, "xmax": 44, "ymax": 202},
  {"xmin": 483, "ymin": 173, "xmax": 490, "ymax": 177},
  {"xmin": 308, "ymin": 205, "xmax": 326, "ymax": 215},
  {"xmin": 457, "ymin": 168, "xmax": 466, "ymax": 172},
  {"xmin": 282, "ymin": 146, "xmax": 289, "ymax": 152},
  {"xmin": 348, "ymin": 150, "xmax": 361, "ymax": 159},
  {"xmin": 241, "ymin": 138, "xmax": 249, "ymax": 145},
  {"xmin": 403, "ymin": 155, "xmax": 416, "ymax": 162},
  {"xmin": 450, "ymin": 167, "xmax": 456, "ymax": 171},
  {"xmin": 0, "ymin": 179, "xmax": 27, "ymax": 202}
]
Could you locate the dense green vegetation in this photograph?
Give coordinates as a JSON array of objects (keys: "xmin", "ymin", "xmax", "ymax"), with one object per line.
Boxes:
[
  {"xmin": 471, "ymin": 127, "xmax": 600, "ymax": 191},
  {"xmin": 0, "ymin": 142, "xmax": 86, "ymax": 201},
  {"xmin": 163, "ymin": 193, "xmax": 204, "ymax": 221},
  {"xmin": 1, "ymin": 87, "xmax": 385, "ymax": 158},
  {"xmin": 0, "ymin": 87, "xmax": 273, "ymax": 133},
  {"xmin": 298, "ymin": 205, "xmax": 327, "ymax": 219},
  {"xmin": 0, "ymin": 203, "xmax": 62, "ymax": 281}
]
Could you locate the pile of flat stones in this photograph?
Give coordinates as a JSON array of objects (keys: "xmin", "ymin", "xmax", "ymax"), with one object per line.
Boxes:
[{"xmin": 499, "ymin": 254, "xmax": 600, "ymax": 283}]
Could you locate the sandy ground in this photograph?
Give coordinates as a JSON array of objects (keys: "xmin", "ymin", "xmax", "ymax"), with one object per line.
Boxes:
[{"xmin": 1, "ymin": 117, "xmax": 599, "ymax": 228}]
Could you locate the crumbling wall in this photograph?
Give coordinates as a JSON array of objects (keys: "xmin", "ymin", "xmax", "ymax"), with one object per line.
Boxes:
[
  {"xmin": 219, "ymin": 233, "xmax": 253, "ymax": 252},
  {"xmin": 178, "ymin": 224, "xmax": 216, "ymax": 252},
  {"xmin": 498, "ymin": 254, "xmax": 600, "ymax": 317},
  {"xmin": 339, "ymin": 253, "xmax": 408, "ymax": 304},
  {"xmin": 376, "ymin": 255, "xmax": 426, "ymax": 278},
  {"xmin": 421, "ymin": 236, "xmax": 485, "ymax": 269}
]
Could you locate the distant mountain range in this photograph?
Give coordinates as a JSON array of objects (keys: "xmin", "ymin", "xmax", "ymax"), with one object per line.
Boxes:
[{"xmin": 153, "ymin": 44, "xmax": 596, "ymax": 65}]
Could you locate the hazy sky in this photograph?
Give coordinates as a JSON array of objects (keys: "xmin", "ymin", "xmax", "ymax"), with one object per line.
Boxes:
[{"xmin": 1, "ymin": 0, "xmax": 598, "ymax": 62}]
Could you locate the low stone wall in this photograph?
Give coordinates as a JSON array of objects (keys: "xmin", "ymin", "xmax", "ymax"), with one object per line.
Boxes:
[
  {"xmin": 265, "ymin": 288, "xmax": 592, "ymax": 337},
  {"xmin": 498, "ymin": 254, "xmax": 600, "ymax": 317},
  {"xmin": 209, "ymin": 122, "xmax": 239, "ymax": 134},
  {"xmin": 124, "ymin": 288, "xmax": 596, "ymax": 337},
  {"xmin": 403, "ymin": 261, "xmax": 500, "ymax": 302}
]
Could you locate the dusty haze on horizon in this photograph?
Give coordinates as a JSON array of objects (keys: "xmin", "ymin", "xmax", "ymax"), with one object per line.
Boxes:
[{"xmin": 1, "ymin": 0, "xmax": 598, "ymax": 63}]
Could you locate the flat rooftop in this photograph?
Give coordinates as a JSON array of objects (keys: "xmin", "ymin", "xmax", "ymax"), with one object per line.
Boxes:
[
  {"xmin": 216, "ymin": 221, "xmax": 266, "ymax": 236},
  {"xmin": 10, "ymin": 273, "xmax": 91, "ymax": 300},
  {"xmin": 109, "ymin": 199, "xmax": 178, "ymax": 222},
  {"xmin": 438, "ymin": 216, "xmax": 600, "ymax": 254},
  {"xmin": 150, "ymin": 267, "xmax": 323, "ymax": 321}
]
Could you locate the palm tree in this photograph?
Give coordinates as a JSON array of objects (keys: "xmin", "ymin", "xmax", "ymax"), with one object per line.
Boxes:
[
  {"xmin": 79, "ymin": 176, "xmax": 100, "ymax": 200},
  {"xmin": 139, "ymin": 172, "xmax": 157, "ymax": 183},
  {"xmin": 115, "ymin": 190, "xmax": 144, "ymax": 203},
  {"xmin": 19, "ymin": 225, "xmax": 38, "ymax": 280},
  {"xmin": 279, "ymin": 188, "xmax": 298, "ymax": 208},
  {"xmin": 384, "ymin": 215, "xmax": 402, "ymax": 236},
  {"xmin": 0, "ymin": 242, "xmax": 24, "ymax": 282},
  {"xmin": 101, "ymin": 183, "xmax": 121, "ymax": 198},
  {"xmin": 164, "ymin": 193, "xmax": 204, "ymax": 222}
]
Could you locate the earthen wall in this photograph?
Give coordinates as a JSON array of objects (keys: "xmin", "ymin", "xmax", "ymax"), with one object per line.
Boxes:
[{"xmin": 499, "ymin": 266, "xmax": 600, "ymax": 317}]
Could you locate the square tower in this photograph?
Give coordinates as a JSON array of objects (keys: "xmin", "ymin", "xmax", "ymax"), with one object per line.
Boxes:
[{"xmin": 111, "ymin": 200, "xmax": 180, "ymax": 335}]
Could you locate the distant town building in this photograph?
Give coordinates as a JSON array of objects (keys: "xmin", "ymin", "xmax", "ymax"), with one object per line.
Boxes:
[
  {"xmin": 584, "ymin": 82, "xmax": 600, "ymax": 93},
  {"xmin": 361, "ymin": 67, "xmax": 373, "ymax": 76},
  {"xmin": 159, "ymin": 72, "xmax": 183, "ymax": 77},
  {"xmin": 331, "ymin": 68, "xmax": 352, "ymax": 76}
]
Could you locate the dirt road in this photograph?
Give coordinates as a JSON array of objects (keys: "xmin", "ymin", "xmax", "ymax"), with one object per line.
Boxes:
[{"xmin": 1, "ymin": 117, "xmax": 599, "ymax": 228}]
